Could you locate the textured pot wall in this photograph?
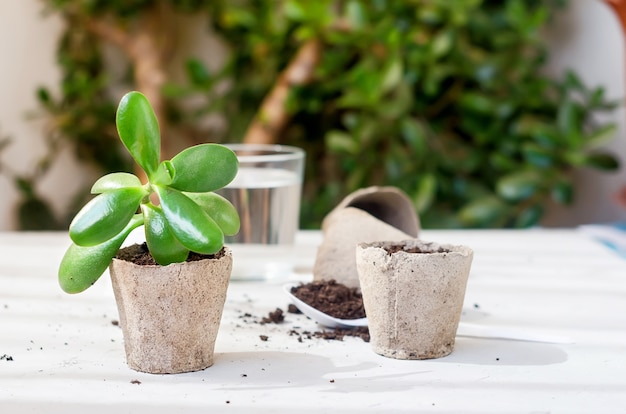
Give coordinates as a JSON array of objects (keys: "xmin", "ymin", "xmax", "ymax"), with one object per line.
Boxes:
[
  {"xmin": 109, "ymin": 248, "xmax": 232, "ymax": 374},
  {"xmin": 356, "ymin": 240, "xmax": 473, "ymax": 360}
]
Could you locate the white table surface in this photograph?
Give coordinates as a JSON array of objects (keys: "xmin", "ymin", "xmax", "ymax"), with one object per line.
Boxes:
[{"xmin": 1, "ymin": 229, "xmax": 625, "ymax": 413}]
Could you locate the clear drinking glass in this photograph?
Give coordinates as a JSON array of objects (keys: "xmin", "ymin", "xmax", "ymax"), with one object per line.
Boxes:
[{"xmin": 219, "ymin": 144, "xmax": 306, "ymax": 280}]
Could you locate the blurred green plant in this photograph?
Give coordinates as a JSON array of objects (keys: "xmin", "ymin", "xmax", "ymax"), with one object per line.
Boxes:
[
  {"xmin": 4, "ymin": 0, "xmax": 620, "ymax": 229},
  {"xmin": 203, "ymin": 0, "xmax": 622, "ymax": 228}
]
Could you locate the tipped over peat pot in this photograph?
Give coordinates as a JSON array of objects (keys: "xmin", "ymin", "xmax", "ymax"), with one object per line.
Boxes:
[
  {"xmin": 356, "ymin": 239, "xmax": 473, "ymax": 360},
  {"xmin": 313, "ymin": 186, "xmax": 421, "ymax": 288}
]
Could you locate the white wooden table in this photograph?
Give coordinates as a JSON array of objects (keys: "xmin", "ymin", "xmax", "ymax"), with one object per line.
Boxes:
[{"xmin": 1, "ymin": 229, "xmax": 625, "ymax": 413}]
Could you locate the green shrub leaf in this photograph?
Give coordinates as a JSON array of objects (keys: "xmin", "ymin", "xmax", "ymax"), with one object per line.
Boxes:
[
  {"xmin": 551, "ymin": 180, "xmax": 573, "ymax": 205},
  {"xmin": 458, "ymin": 196, "xmax": 509, "ymax": 228},
  {"xmin": 413, "ymin": 174, "xmax": 436, "ymax": 213},
  {"xmin": 326, "ymin": 130, "xmax": 358, "ymax": 154},
  {"xmin": 522, "ymin": 143, "xmax": 554, "ymax": 168},
  {"xmin": 585, "ymin": 124, "xmax": 617, "ymax": 149},
  {"xmin": 496, "ymin": 171, "xmax": 542, "ymax": 201},
  {"xmin": 515, "ymin": 204, "xmax": 544, "ymax": 228},
  {"xmin": 584, "ymin": 152, "xmax": 620, "ymax": 171}
]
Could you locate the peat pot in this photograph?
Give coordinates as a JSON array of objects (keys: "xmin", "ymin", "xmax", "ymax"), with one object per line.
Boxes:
[
  {"xmin": 109, "ymin": 247, "xmax": 232, "ymax": 374},
  {"xmin": 313, "ymin": 186, "xmax": 420, "ymax": 288},
  {"xmin": 356, "ymin": 239, "xmax": 473, "ymax": 360}
]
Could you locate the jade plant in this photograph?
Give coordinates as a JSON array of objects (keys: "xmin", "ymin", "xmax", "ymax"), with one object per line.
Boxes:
[{"xmin": 58, "ymin": 91, "xmax": 240, "ymax": 294}]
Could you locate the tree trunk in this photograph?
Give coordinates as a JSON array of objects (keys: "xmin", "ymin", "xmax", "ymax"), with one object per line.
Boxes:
[{"xmin": 243, "ymin": 38, "xmax": 322, "ymax": 145}]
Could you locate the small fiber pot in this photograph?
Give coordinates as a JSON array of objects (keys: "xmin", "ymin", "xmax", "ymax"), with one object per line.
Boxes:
[
  {"xmin": 356, "ymin": 239, "xmax": 473, "ymax": 360},
  {"xmin": 313, "ymin": 186, "xmax": 421, "ymax": 288},
  {"xmin": 109, "ymin": 248, "xmax": 232, "ymax": 374}
]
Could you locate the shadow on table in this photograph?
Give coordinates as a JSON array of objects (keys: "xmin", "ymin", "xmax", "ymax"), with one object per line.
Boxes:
[
  {"xmin": 209, "ymin": 351, "xmax": 428, "ymax": 393},
  {"xmin": 440, "ymin": 337, "xmax": 568, "ymax": 366}
]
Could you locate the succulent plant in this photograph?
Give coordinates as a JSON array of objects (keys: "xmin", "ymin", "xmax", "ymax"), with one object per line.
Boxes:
[{"xmin": 58, "ymin": 91, "xmax": 240, "ymax": 293}]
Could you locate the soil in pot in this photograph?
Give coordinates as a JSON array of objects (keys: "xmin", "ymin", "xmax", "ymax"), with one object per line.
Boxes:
[{"xmin": 116, "ymin": 242, "xmax": 226, "ymax": 264}]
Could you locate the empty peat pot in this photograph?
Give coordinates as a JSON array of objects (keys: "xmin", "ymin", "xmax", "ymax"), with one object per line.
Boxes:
[
  {"xmin": 313, "ymin": 186, "xmax": 420, "ymax": 288},
  {"xmin": 356, "ymin": 239, "xmax": 473, "ymax": 360},
  {"xmin": 109, "ymin": 246, "xmax": 232, "ymax": 374}
]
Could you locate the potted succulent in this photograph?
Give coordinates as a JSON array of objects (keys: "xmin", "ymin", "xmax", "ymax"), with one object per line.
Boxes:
[
  {"xmin": 58, "ymin": 91, "xmax": 240, "ymax": 374},
  {"xmin": 356, "ymin": 239, "xmax": 473, "ymax": 360}
]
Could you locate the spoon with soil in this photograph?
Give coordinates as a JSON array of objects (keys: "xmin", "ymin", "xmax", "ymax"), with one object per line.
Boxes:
[{"xmin": 283, "ymin": 282, "xmax": 368, "ymax": 329}]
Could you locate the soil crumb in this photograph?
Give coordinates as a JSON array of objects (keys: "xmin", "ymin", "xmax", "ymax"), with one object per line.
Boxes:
[{"xmin": 261, "ymin": 308, "xmax": 285, "ymax": 324}]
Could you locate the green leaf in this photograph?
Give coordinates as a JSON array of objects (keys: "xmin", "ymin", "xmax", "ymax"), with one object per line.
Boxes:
[
  {"xmin": 557, "ymin": 101, "xmax": 583, "ymax": 146},
  {"xmin": 185, "ymin": 58, "xmax": 212, "ymax": 88},
  {"xmin": 551, "ymin": 180, "xmax": 573, "ymax": 205},
  {"xmin": 413, "ymin": 174, "xmax": 436, "ymax": 213},
  {"xmin": 142, "ymin": 204, "xmax": 189, "ymax": 265},
  {"xmin": 522, "ymin": 143, "xmax": 553, "ymax": 168},
  {"xmin": 151, "ymin": 160, "xmax": 175, "ymax": 186},
  {"xmin": 326, "ymin": 130, "xmax": 359, "ymax": 154},
  {"xmin": 458, "ymin": 196, "xmax": 509, "ymax": 228},
  {"xmin": 59, "ymin": 215, "xmax": 143, "ymax": 294},
  {"xmin": 496, "ymin": 171, "xmax": 542, "ymax": 201},
  {"xmin": 69, "ymin": 188, "xmax": 145, "ymax": 246},
  {"xmin": 584, "ymin": 152, "xmax": 620, "ymax": 171},
  {"xmin": 169, "ymin": 144, "xmax": 238, "ymax": 192},
  {"xmin": 489, "ymin": 152, "xmax": 517, "ymax": 171},
  {"xmin": 155, "ymin": 186, "xmax": 224, "ymax": 254},
  {"xmin": 91, "ymin": 173, "xmax": 142, "ymax": 194},
  {"xmin": 460, "ymin": 92, "xmax": 493, "ymax": 114},
  {"xmin": 345, "ymin": 0, "xmax": 367, "ymax": 29},
  {"xmin": 184, "ymin": 192, "xmax": 240, "ymax": 236},
  {"xmin": 584, "ymin": 124, "xmax": 617, "ymax": 149},
  {"xmin": 401, "ymin": 118, "xmax": 427, "ymax": 155},
  {"xmin": 380, "ymin": 58, "xmax": 403, "ymax": 94},
  {"xmin": 431, "ymin": 30, "xmax": 453, "ymax": 57},
  {"xmin": 116, "ymin": 91, "xmax": 160, "ymax": 178},
  {"xmin": 563, "ymin": 70, "xmax": 585, "ymax": 92},
  {"xmin": 515, "ymin": 204, "xmax": 544, "ymax": 228},
  {"xmin": 284, "ymin": 0, "xmax": 307, "ymax": 20},
  {"xmin": 589, "ymin": 86, "xmax": 606, "ymax": 107}
]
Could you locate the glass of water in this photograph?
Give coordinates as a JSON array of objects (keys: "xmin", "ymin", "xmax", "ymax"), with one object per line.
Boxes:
[{"xmin": 219, "ymin": 144, "xmax": 305, "ymax": 279}]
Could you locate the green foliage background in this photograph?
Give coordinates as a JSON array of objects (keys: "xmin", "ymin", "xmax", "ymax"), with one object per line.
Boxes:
[{"xmin": 4, "ymin": 0, "xmax": 621, "ymax": 229}]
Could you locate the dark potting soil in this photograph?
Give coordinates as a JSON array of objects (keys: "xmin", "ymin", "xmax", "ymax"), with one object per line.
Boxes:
[
  {"xmin": 290, "ymin": 279, "xmax": 366, "ymax": 320},
  {"xmin": 115, "ymin": 243, "xmax": 225, "ymax": 265},
  {"xmin": 384, "ymin": 244, "xmax": 450, "ymax": 255}
]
